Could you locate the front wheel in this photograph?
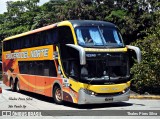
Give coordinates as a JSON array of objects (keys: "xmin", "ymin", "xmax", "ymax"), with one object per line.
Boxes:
[{"xmin": 53, "ymin": 86, "xmax": 63, "ymax": 104}]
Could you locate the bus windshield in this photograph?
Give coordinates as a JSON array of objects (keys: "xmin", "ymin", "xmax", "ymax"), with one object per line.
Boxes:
[{"xmin": 75, "ymin": 26, "xmax": 124, "ymax": 47}]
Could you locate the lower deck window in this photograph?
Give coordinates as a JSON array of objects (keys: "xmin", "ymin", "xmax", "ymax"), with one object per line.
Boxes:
[{"xmin": 19, "ymin": 60, "xmax": 57, "ymax": 77}]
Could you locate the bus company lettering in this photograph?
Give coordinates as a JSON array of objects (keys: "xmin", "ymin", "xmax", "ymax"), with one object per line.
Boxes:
[
  {"xmin": 6, "ymin": 48, "xmax": 49, "ymax": 59},
  {"xmin": 6, "ymin": 52, "xmax": 28, "ymax": 59},
  {"xmin": 31, "ymin": 49, "xmax": 48, "ymax": 58}
]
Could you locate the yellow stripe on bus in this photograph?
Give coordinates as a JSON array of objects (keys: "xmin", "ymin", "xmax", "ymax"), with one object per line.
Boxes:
[
  {"xmin": 84, "ymin": 47, "xmax": 128, "ymax": 52},
  {"xmin": 69, "ymin": 78, "xmax": 130, "ymax": 93}
]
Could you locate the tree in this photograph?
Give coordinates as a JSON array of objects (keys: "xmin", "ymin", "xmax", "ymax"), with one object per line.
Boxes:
[
  {"xmin": 131, "ymin": 10, "xmax": 160, "ymax": 94},
  {"xmin": 0, "ymin": 0, "xmax": 40, "ymax": 40}
]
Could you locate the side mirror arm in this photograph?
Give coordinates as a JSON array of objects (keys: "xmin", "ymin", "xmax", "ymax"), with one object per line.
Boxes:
[
  {"xmin": 66, "ymin": 44, "xmax": 86, "ymax": 65},
  {"xmin": 126, "ymin": 45, "xmax": 141, "ymax": 63}
]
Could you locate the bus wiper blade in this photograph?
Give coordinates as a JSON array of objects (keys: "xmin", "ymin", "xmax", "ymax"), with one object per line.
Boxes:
[
  {"xmin": 87, "ymin": 78, "xmax": 95, "ymax": 84},
  {"xmin": 110, "ymin": 76, "xmax": 129, "ymax": 80}
]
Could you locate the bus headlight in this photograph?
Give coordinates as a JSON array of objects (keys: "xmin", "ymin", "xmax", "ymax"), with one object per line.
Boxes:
[
  {"xmin": 122, "ymin": 87, "xmax": 130, "ymax": 94},
  {"xmin": 80, "ymin": 88, "xmax": 96, "ymax": 95}
]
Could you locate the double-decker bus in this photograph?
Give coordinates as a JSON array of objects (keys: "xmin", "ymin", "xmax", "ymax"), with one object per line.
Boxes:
[{"xmin": 2, "ymin": 20, "xmax": 141, "ymax": 104}]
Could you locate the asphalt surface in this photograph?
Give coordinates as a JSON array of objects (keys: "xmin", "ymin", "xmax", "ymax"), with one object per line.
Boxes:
[{"xmin": 0, "ymin": 81, "xmax": 159, "ymax": 119}]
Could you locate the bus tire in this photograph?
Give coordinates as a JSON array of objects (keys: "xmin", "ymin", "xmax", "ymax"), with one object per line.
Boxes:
[
  {"xmin": 15, "ymin": 80, "xmax": 20, "ymax": 93},
  {"xmin": 10, "ymin": 79, "xmax": 15, "ymax": 91},
  {"xmin": 53, "ymin": 85, "xmax": 63, "ymax": 105}
]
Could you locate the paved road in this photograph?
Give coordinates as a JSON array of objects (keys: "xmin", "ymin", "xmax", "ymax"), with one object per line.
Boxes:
[{"xmin": 0, "ymin": 81, "xmax": 159, "ymax": 119}]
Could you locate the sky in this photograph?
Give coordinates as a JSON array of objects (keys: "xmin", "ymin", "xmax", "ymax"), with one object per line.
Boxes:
[{"xmin": 0, "ymin": 0, "xmax": 50, "ymax": 14}]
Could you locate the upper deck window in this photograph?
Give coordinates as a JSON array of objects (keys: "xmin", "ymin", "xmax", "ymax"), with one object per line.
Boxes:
[
  {"xmin": 3, "ymin": 29, "xmax": 58, "ymax": 51},
  {"xmin": 75, "ymin": 26, "xmax": 124, "ymax": 47}
]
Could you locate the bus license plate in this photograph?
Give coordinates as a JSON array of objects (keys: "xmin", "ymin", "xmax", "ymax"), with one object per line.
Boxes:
[{"xmin": 105, "ymin": 97, "xmax": 113, "ymax": 101}]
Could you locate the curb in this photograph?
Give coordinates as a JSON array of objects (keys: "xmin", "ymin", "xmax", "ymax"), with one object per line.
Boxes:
[{"xmin": 130, "ymin": 95, "xmax": 160, "ymax": 99}]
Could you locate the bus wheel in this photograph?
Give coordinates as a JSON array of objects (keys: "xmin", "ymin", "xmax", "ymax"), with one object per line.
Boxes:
[
  {"xmin": 15, "ymin": 80, "xmax": 20, "ymax": 92},
  {"xmin": 10, "ymin": 80, "xmax": 15, "ymax": 91},
  {"xmin": 53, "ymin": 86, "xmax": 63, "ymax": 104}
]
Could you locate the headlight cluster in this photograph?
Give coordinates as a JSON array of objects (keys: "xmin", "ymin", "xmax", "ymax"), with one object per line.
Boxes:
[
  {"xmin": 81, "ymin": 88, "xmax": 96, "ymax": 95},
  {"xmin": 122, "ymin": 87, "xmax": 130, "ymax": 94}
]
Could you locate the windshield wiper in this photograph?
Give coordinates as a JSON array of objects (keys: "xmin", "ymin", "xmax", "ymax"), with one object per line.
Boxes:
[{"xmin": 98, "ymin": 26, "xmax": 107, "ymax": 48}]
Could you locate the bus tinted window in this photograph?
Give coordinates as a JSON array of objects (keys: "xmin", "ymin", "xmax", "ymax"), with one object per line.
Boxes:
[
  {"xmin": 18, "ymin": 60, "xmax": 57, "ymax": 77},
  {"xmin": 3, "ymin": 29, "xmax": 59, "ymax": 51},
  {"xmin": 58, "ymin": 26, "xmax": 74, "ymax": 44}
]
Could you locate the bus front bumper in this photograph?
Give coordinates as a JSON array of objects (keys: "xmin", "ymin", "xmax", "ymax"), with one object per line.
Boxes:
[{"xmin": 78, "ymin": 88, "xmax": 130, "ymax": 104}]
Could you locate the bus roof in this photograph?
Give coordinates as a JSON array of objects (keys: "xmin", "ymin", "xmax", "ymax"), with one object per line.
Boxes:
[
  {"xmin": 3, "ymin": 23, "xmax": 57, "ymax": 41},
  {"xmin": 69, "ymin": 20, "xmax": 116, "ymax": 28},
  {"xmin": 3, "ymin": 20, "xmax": 116, "ymax": 42}
]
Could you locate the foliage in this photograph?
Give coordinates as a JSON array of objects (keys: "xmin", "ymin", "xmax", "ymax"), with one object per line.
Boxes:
[{"xmin": 131, "ymin": 11, "xmax": 160, "ymax": 94}]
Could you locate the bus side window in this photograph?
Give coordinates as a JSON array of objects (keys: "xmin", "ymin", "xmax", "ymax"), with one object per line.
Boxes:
[
  {"xmin": 28, "ymin": 35, "xmax": 34, "ymax": 47},
  {"xmin": 58, "ymin": 26, "xmax": 74, "ymax": 44},
  {"xmin": 3, "ymin": 41, "xmax": 7, "ymax": 51},
  {"xmin": 24, "ymin": 36, "xmax": 29, "ymax": 48},
  {"xmin": 46, "ymin": 31, "xmax": 52, "ymax": 45},
  {"xmin": 52, "ymin": 29, "xmax": 58, "ymax": 44},
  {"xmin": 12, "ymin": 40, "xmax": 15, "ymax": 50},
  {"xmin": 45, "ymin": 29, "xmax": 58, "ymax": 45},
  {"xmin": 19, "ymin": 61, "xmax": 57, "ymax": 77},
  {"xmin": 32, "ymin": 34, "xmax": 36, "ymax": 47},
  {"xmin": 38, "ymin": 32, "xmax": 44, "ymax": 46},
  {"xmin": 43, "ymin": 61, "xmax": 57, "ymax": 77},
  {"xmin": 19, "ymin": 61, "xmax": 28, "ymax": 74},
  {"xmin": 49, "ymin": 61, "xmax": 57, "ymax": 77},
  {"xmin": 19, "ymin": 62, "xmax": 23, "ymax": 73},
  {"xmin": 28, "ymin": 62, "xmax": 33, "ymax": 74},
  {"xmin": 10, "ymin": 40, "xmax": 13, "ymax": 50},
  {"xmin": 53, "ymin": 30, "xmax": 58, "ymax": 44},
  {"xmin": 15, "ymin": 38, "xmax": 19, "ymax": 50},
  {"xmin": 20, "ymin": 37, "xmax": 25, "ymax": 49},
  {"xmin": 34, "ymin": 62, "xmax": 38, "ymax": 75},
  {"xmin": 38, "ymin": 62, "xmax": 44, "ymax": 75},
  {"xmin": 44, "ymin": 61, "xmax": 49, "ymax": 76},
  {"xmin": 17, "ymin": 38, "xmax": 21, "ymax": 49},
  {"xmin": 33, "ymin": 34, "xmax": 38, "ymax": 47},
  {"xmin": 7, "ymin": 41, "xmax": 10, "ymax": 51},
  {"xmin": 5, "ymin": 41, "xmax": 8, "ymax": 51},
  {"xmin": 46, "ymin": 30, "xmax": 52, "ymax": 45}
]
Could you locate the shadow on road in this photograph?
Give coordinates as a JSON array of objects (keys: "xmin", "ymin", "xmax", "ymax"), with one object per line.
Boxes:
[
  {"xmin": 5, "ymin": 89, "xmax": 133, "ymax": 109},
  {"xmin": 64, "ymin": 102, "xmax": 133, "ymax": 109}
]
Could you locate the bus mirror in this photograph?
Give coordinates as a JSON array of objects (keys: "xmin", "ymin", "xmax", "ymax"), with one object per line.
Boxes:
[
  {"xmin": 66, "ymin": 44, "xmax": 86, "ymax": 65},
  {"xmin": 126, "ymin": 45, "xmax": 141, "ymax": 63}
]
